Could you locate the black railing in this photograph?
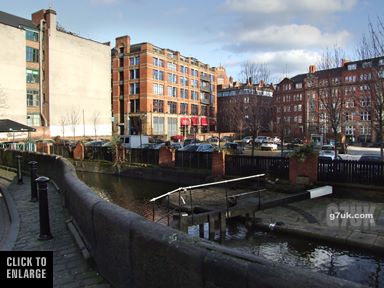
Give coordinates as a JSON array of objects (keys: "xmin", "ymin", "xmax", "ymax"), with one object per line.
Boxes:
[
  {"xmin": 318, "ymin": 158, "xmax": 384, "ymax": 186},
  {"xmin": 225, "ymin": 155, "xmax": 289, "ymax": 179},
  {"xmin": 124, "ymin": 148, "xmax": 159, "ymax": 165},
  {"xmin": 175, "ymin": 151, "xmax": 212, "ymax": 170}
]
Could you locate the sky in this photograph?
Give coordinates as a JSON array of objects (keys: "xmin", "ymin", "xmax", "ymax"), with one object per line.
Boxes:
[{"xmin": 2, "ymin": 0, "xmax": 382, "ymax": 83}]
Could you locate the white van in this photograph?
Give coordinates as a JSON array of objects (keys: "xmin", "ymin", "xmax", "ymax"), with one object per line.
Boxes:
[{"xmin": 119, "ymin": 135, "xmax": 149, "ymax": 149}]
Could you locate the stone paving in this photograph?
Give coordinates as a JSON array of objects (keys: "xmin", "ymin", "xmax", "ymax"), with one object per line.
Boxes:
[{"xmin": 0, "ymin": 169, "xmax": 110, "ymax": 287}]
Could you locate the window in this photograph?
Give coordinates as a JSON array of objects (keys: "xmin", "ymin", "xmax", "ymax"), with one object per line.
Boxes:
[
  {"xmin": 26, "ymin": 47, "xmax": 39, "ymax": 62},
  {"xmin": 180, "ymin": 76, "xmax": 188, "ymax": 86},
  {"xmin": 345, "ymin": 100, "xmax": 354, "ymax": 108},
  {"xmin": 168, "ymin": 118, "xmax": 177, "ymax": 136},
  {"xmin": 201, "ymin": 105, "xmax": 208, "ymax": 116},
  {"xmin": 191, "ymin": 79, "xmax": 198, "ymax": 88},
  {"xmin": 360, "ymin": 111, "xmax": 371, "ymax": 121},
  {"xmin": 180, "ymin": 103, "xmax": 188, "ymax": 114},
  {"xmin": 130, "ymin": 69, "xmax": 140, "ymax": 79},
  {"xmin": 26, "ymin": 29, "xmax": 39, "ymax": 41},
  {"xmin": 130, "ymin": 99, "xmax": 140, "ymax": 113},
  {"xmin": 362, "ymin": 61, "xmax": 372, "ymax": 68},
  {"xmin": 153, "ymin": 84, "xmax": 164, "ymax": 95},
  {"xmin": 153, "ymin": 117, "xmax": 164, "ymax": 135},
  {"xmin": 191, "ymin": 91, "xmax": 198, "ymax": 100},
  {"xmin": 27, "ymin": 90, "xmax": 39, "ymax": 106},
  {"xmin": 345, "ymin": 112, "xmax": 352, "ymax": 121},
  {"xmin": 153, "ymin": 57, "xmax": 164, "ymax": 67},
  {"xmin": 26, "ymin": 69, "xmax": 39, "ymax": 83},
  {"xmin": 27, "ymin": 113, "xmax": 41, "ymax": 126},
  {"xmin": 168, "ymin": 86, "xmax": 177, "ymax": 97},
  {"xmin": 191, "ymin": 69, "xmax": 198, "ymax": 77},
  {"xmin": 191, "ymin": 104, "xmax": 198, "ymax": 115},
  {"xmin": 347, "ymin": 64, "xmax": 357, "ymax": 70},
  {"xmin": 360, "ymin": 125, "xmax": 371, "ymax": 135},
  {"xmin": 168, "ymin": 101, "xmax": 177, "ymax": 114},
  {"xmin": 360, "ymin": 98, "xmax": 371, "ymax": 107},
  {"xmin": 167, "ymin": 62, "xmax": 176, "ymax": 71},
  {"xmin": 153, "ymin": 69, "xmax": 164, "ymax": 81},
  {"xmin": 153, "ymin": 100, "xmax": 164, "ymax": 113},
  {"xmin": 297, "ymin": 104, "xmax": 302, "ymax": 111},
  {"xmin": 295, "ymin": 83, "xmax": 302, "ymax": 89},
  {"xmin": 180, "ymin": 89, "xmax": 188, "ymax": 99},
  {"xmin": 379, "ymin": 59, "xmax": 384, "ymax": 66},
  {"xmin": 345, "ymin": 126, "xmax": 354, "ymax": 135},
  {"xmin": 167, "ymin": 73, "xmax": 177, "ymax": 84},
  {"xmin": 297, "ymin": 115, "xmax": 302, "ymax": 123},
  {"xmin": 130, "ymin": 56, "xmax": 140, "ymax": 66},
  {"xmin": 180, "ymin": 65, "xmax": 188, "ymax": 74},
  {"xmin": 129, "ymin": 83, "xmax": 140, "ymax": 95}
]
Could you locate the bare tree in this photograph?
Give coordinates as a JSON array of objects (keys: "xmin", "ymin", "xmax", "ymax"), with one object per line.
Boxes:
[
  {"xmin": 68, "ymin": 108, "xmax": 80, "ymax": 141},
  {"xmin": 59, "ymin": 115, "xmax": 67, "ymax": 138},
  {"xmin": 92, "ymin": 111, "xmax": 101, "ymax": 138},
  {"xmin": 357, "ymin": 16, "xmax": 384, "ymax": 160},
  {"xmin": 317, "ymin": 47, "xmax": 346, "ymax": 157},
  {"xmin": 239, "ymin": 61, "xmax": 271, "ymax": 84}
]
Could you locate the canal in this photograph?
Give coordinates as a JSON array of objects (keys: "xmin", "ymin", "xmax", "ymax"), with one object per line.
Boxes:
[{"xmin": 78, "ymin": 171, "xmax": 384, "ymax": 287}]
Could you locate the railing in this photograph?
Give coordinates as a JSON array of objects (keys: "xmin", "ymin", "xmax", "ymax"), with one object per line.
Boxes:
[
  {"xmin": 225, "ymin": 155, "xmax": 289, "ymax": 179},
  {"xmin": 124, "ymin": 148, "xmax": 159, "ymax": 165},
  {"xmin": 318, "ymin": 158, "xmax": 384, "ymax": 186},
  {"xmin": 175, "ymin": 151, "xmax": 212, "ymax": 170}
]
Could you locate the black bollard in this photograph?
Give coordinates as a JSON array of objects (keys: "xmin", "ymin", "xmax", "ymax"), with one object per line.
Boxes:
[
  {"xmin": 36, "ymin": 176, "xmax": 53, "ymax": 240},
  {"xmin": 16, "ymin": 155, "xmax": 23, "ymax": 184},
  {"xmin": 28, "ymin": 161, "xmax": 38, "ymax": 202}
]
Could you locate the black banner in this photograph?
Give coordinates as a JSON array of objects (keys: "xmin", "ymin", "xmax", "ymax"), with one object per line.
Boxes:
[{"xmin": 0, "ymin": 251, "xmax": 53, "ymax": 287}]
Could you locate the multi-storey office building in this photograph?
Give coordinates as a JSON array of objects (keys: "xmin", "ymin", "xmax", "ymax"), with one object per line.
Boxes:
[
  {"xmin": 0, "ymin": 9, "xmax": 112, "ymax": 139},
  {"xmin": 217, "ymin": 81, "xmax": 274, "ymax": 134},
  {"xmin": 274, "ymin": 57, "xmax": 384, "ymax": 144},
  {"xmin": 112, "ymin": 36, "xmax": 217, "ymax": 138}
]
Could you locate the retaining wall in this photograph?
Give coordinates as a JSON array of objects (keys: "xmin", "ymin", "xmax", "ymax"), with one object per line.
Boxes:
[{"xmin": 0, "ymin": 149, "xmax": 363, "ymax": 288}]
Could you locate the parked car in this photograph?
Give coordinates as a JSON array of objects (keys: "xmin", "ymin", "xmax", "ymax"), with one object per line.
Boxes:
[
  {"xmin": 179, "ymin": 144, "xmax": 200, "ymax": 152},
  {"xmin": 183, "ymin": 138, "xmax": 201, "ymax": 146},
  {"xmin": 260, "ymin": 141, "xmax": 278, "ymax": 151},
  {"xmin": 207, "ymin": 137, "xmax": 220, "ymax": 145},
  {"xmin": 254, "ymin": 136, "xmax": 269, "ymax": 144},
  {"xmin": 85, "ymin": 140, "xmax": 107, "ymax": 147},
  {"xmin": 170, "ymin": 143, "xmax": 182, "ymax": 150},
  {"xmin": 242, "ymin": 136, "xmax": 253, "ymax": 145},
  {"xmin": 196, "ymin": 143, "xmax": 216, "ymax": 152},
  {"xmin": 223, "ymin": 142, "xmax": 243, "ymax": 154},
  {"xmin": 221, "ymin": 136, "xmax": 234, "ymax": 142},
  {"xmin": 359, "ymin": 155, "xmax": 382, "ymax": 162}
]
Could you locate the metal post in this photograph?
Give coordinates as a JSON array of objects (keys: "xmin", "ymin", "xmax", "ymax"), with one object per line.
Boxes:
[
  {"xmin": 189, "ymin": 188, "xmax": 194, "ymax": 225},
  {"xmin": 16, "ymin": 155, "xmax": 23, "ymax": 184},
  {"xmin": 36, "ymin": 176, "xmax": 53, "ymax": 240},
  {"xmin": 28, "ymin": 161, "xmax": 38, "ymax": 202}
]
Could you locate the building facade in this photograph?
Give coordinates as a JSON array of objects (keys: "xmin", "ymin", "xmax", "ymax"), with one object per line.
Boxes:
[
  {"xmin": 0, "ymin": 9, "xmax": 112, "ymax": 139},
  {"xmin": 217, "ymin": 81, "xmax": 274, "ymax": 135},
  {"xmin": 274, "ymin": 57, "xmax": 384, "ymax": 144},
  {"xmin": 112, "ymin": 36, "xmax": 217, "ymax": 139}
]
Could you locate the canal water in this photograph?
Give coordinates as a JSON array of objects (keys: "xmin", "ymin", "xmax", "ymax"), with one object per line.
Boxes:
[{"xmin": 78, "ymin": 171, "xmax": 384, "ymax": 287}]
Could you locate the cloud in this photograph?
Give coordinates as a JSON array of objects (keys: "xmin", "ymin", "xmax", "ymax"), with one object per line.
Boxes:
[
  {"xmin": 224, "ymin": 0, "xmax": 357, "ymax": 14},
  {"xmin": 223, "ymin": 24, "xmax": 350, "ymax": 52}
]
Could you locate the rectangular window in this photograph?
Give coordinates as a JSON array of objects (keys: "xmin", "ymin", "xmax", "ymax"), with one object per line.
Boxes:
[
  {"xmin": 167, "ymin": 62, "xmax": 176, "ymax": 71},
  {"xmin": 153, "ymin": 100, "xmax": 164, "ymax": 113},
  {"xmin": 27, "ymin": 113, "xmax": 41, "ymax": 126},
  {"xmin": 168, "ymin": 117, "xmax": 177, "ymax": 136},
  {"xmin": 168, "ymin": 101, "xmax": 177, "ymax": 114},
  {"xmin": 153, "ymin": 69, "xmax": 164, "ymax": 81},
  {"xmin": 129, "ymin": 83, "xmax": 140, "ymax": 95},
  {"xmin": 191, "ymin": 69, "xmax": 198, "ymax": 77},
  {"xmin": 130, "ymin": 56, "xmax": 140, "ymax": 66},
  {"xmin": 191, "ymin": 91, "xmax": 198, "ymax": 100},
  {"xmin": 180, "ymin": 89, "xmax": 188, "ymax": 99},
  {"xmin": 191, "ymin": 79, "xmax": 198, "ymax": 88},
  {"xmin": 26, "ymin": 47, "xmax": 39, "ymax": 62},
  {"xmin": 167, "ymin": 73, "xmax": 177, "ymax": 84},
  {"xmin": 130, "ymin": 99, "xmax": 140, "ymax": 113},
  {"xmin": 191, "ymin": 104, "xmax": 198, "ymax": 115},
  {"xmin": 153, "ymin": 57, "xmax": 164, "ymax": 67},
  {"xmin": 345, "ymin": 126, "xmax": 354, "ymax": 135},
  {"xmin": 26, "ymin": 69, "xmax": 39, "ymax": 83},
  {"xmin": 168, "ymin": 86, "xmax": 177, "ymax": 97},
  {"xmin": 180, "ymin": 103, "xmax": 188, "ymax": 114},
  {"xmin": 153, "ymin": 116, "xmax": 164, "ymax": 135},
  {"xmin": 153, "ymin": 83, "xmax": 164, "ymax": 95},
  {"xmin": 26, "ymin": 29, "xmax": 39, "ymax": 41},
  {"xmin": 348, "ymin": 64, "xmax": 357, "ymax": 70},
  {"xmin": 360, "ymin": 111, "xmax": 371, "ymax": 121},
  {"xmin": 130, "ymin": 69, "xmax": 140, "ymax": 79},
  {"xmin": 27, "ymin": 90, "xmax": 39, "ymax": 106},
  {"xmin": 201, "ymin": 105, "xmax": 208, "ymax": 116},
  {"xmin": 360, "ymin": 126, "xmax": 371, "ymax": 135}
]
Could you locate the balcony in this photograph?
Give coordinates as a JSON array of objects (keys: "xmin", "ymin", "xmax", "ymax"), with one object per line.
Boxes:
[
  {"xmin": 200, "ymin": 85, "xmax": 211, "ymax": 93},
  {"xmin": 200, "ymin": 98, "xmax": 209, "ymax": 105},
  {"xmin": 200, "ymin": 74, "xmax": 210, "ymax": 82}
]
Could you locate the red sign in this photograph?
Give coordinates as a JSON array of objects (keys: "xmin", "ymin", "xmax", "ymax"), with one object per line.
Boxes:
[
  {"xmin": 180, "ymin": 117, "xmax": 190, "ymax": 126},
  {"xmin": 191, "ymin": 116, "xmax": 200, "ymax": 125},
  {"xmin": 200, "ymin": 117, "xmax": 208, "ymax": 126}
]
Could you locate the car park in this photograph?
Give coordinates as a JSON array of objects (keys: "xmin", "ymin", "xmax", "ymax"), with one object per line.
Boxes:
[{"xmin": 260, "ymin": 141, "xmax": 278, "ymax": 151}]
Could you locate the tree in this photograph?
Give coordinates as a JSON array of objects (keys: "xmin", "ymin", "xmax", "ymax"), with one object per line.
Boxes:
[
  {"xmin": 239, "ymin": 61, "xmax": 271, "ymax": 84},
  {"xmin": 92, "ymin": 111, "xmax": 101, "ymax": 138},
  {"xmin": 317, "ymin": 47, "xmax": 346, "ymax": 158},
  {"xmin": 357, "ymin": 16, "xmax": 384, "ymax": 160},
  {"xmin": 69, "ymin": 108, "xmax": 80, "ymax": 141},
  {"xmin": 59, "ymin": 115, "xmax": 67, "ymax": 138}
]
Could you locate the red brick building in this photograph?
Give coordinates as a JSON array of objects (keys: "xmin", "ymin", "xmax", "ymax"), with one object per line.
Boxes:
[
  {"xmin": 274, "ymin": 57, "xmax": 384, "ymax": 144},
  {"xmin": 112, "ymin": 36, "xmax": 218, "ymax": 139}
]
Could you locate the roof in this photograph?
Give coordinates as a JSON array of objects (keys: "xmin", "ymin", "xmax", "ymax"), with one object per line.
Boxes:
[
  {"xmin": 0, "ymin": 119, "xmax": 36, "ymax": 133},
  {"xmin": 0, "ymin": 10, "xmax": 37, "ymax": 30},
  {"xmin": 290, "ymin": 73, "xmax": 306, "ymax": 83}
]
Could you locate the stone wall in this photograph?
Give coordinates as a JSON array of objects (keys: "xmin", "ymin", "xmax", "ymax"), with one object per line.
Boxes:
[{"xmin": 0, "ymin": 149, "xmax": 361, "ymax": 288}]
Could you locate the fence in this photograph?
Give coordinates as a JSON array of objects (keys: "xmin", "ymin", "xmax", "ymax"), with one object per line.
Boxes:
[
  {"xmin": 175, "ymin": 151, "xmax": 212, "ymax": 170},
  {"xmin": 84, "ymin": 146, "xmax": 113, "ymax": 162},
  {"xmin": 318, "ymin": 158, "xmax": 384, "ymax": 186},
  {"xmin": 225, "ymin": 155, "xmax": 289, "ymax": 179},
  {"xmin": 52, "ymin": 143, "xmax": 72, "ymax": 158},
  {"xmin": 124, "ymin": 148, "xmax": 159, "ymax": 165}
]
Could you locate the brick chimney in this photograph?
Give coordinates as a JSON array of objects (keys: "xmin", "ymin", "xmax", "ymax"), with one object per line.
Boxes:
[
  {"xmin": 309, "ymin": 65, "xmax": 317, "ymax": 74},
  {"xmin": 341, "ymin": 58, "xmax": 350, "ymax": 67}
]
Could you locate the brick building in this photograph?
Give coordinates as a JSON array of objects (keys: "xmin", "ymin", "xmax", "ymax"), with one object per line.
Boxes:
[
  {"xmin": 112, "ymin": 36, "xmax": 217, "ymax": 139},
  {"xmin": 217, "ymin": 80, "xmax": 274, "ymax": 135},
  {"xmin": 0, "ymin": 9, "xmax": 112, "ymax": 139},
  {"xmin": 274, "ymin": 57, "xmax": 384, "ymax": 144}
]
